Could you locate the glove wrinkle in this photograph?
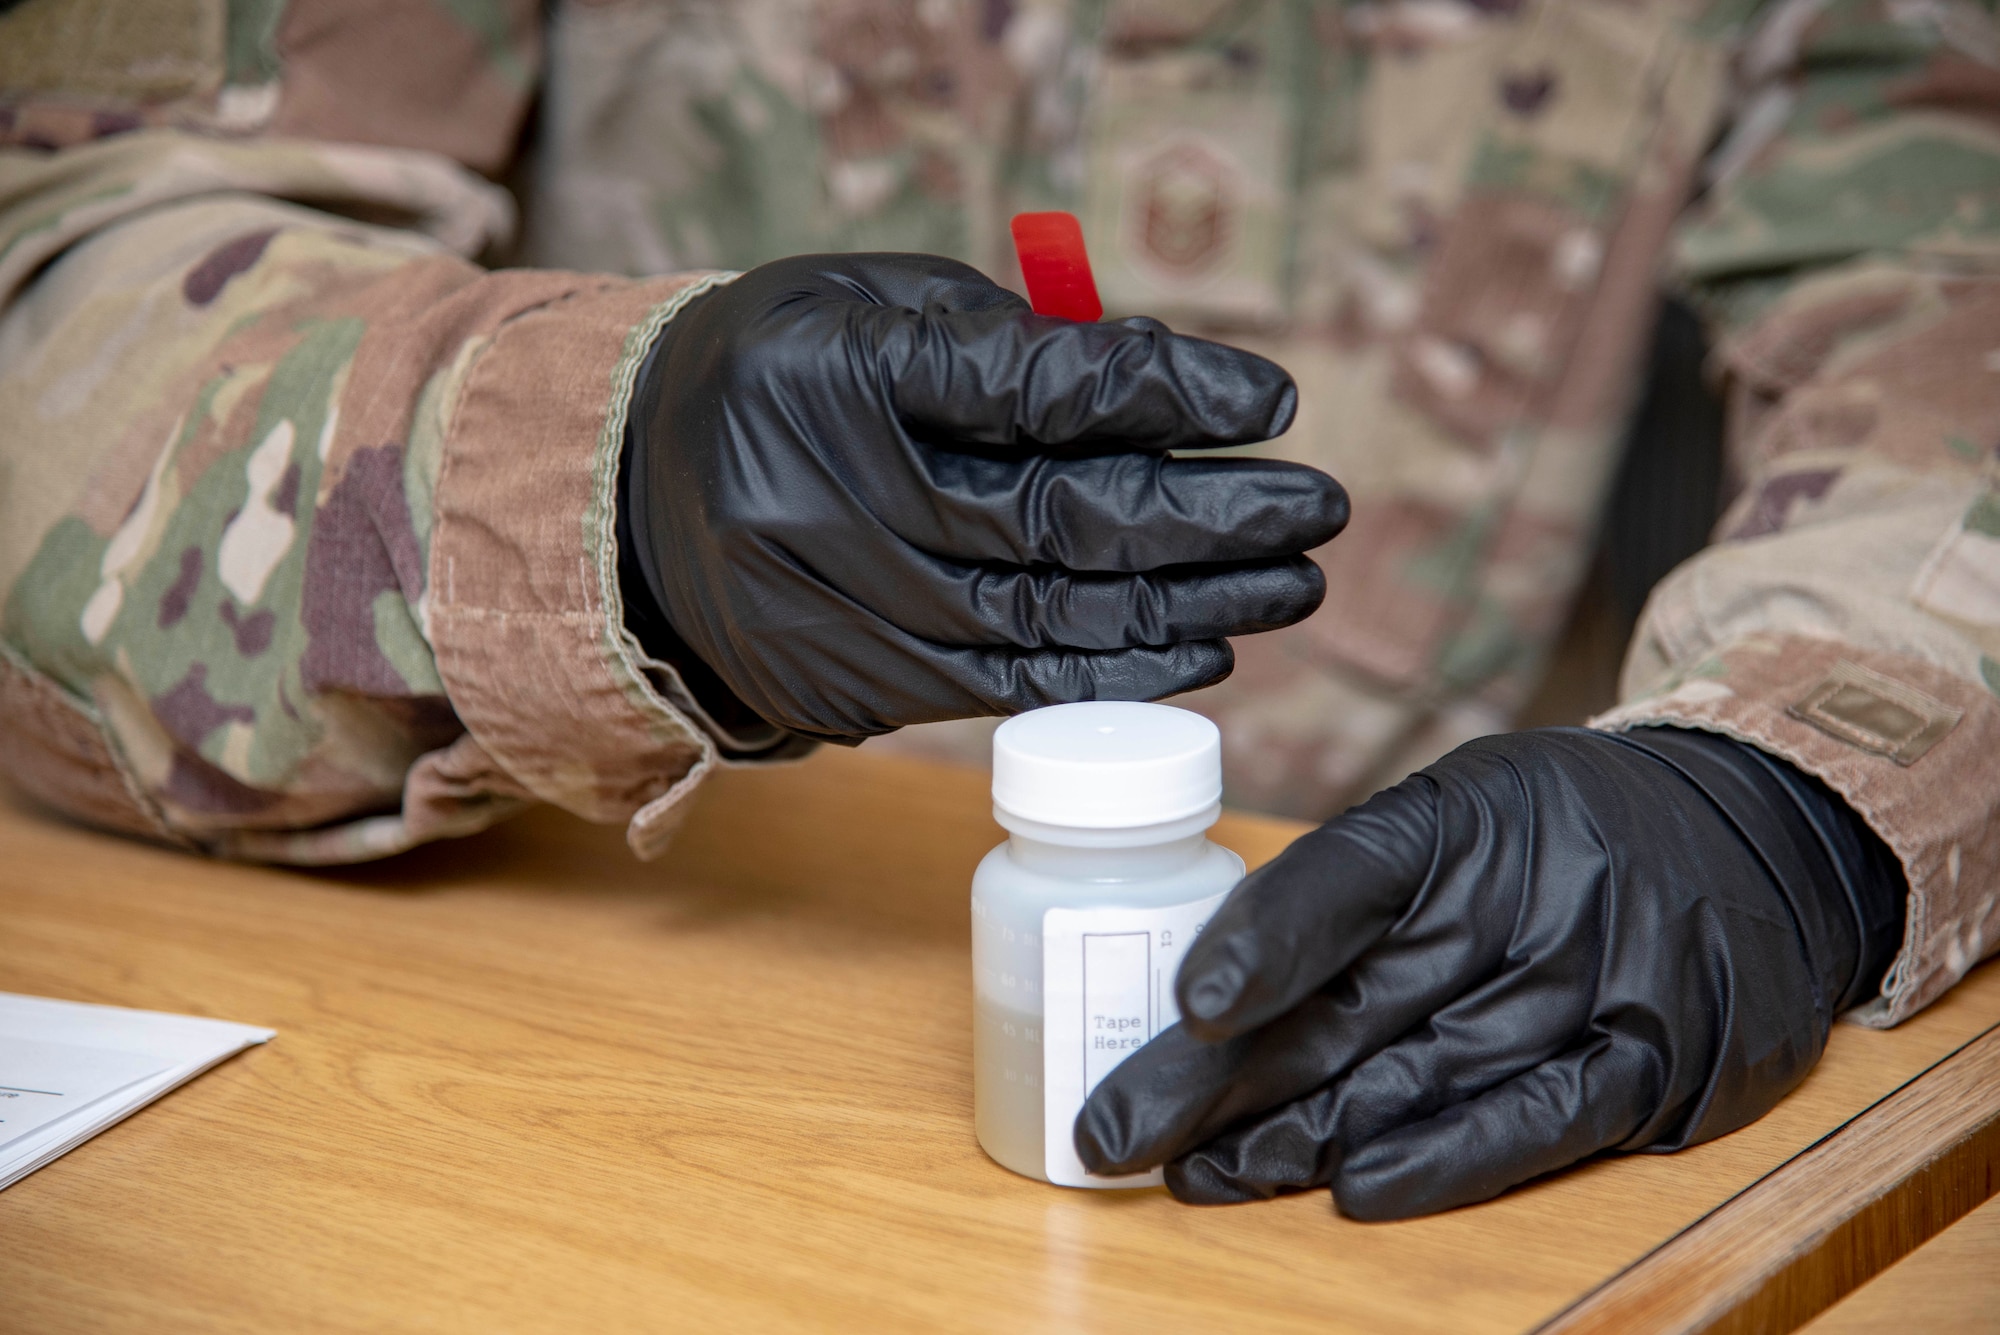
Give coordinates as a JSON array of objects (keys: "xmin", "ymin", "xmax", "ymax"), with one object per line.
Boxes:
[
  {"xmin": 1166, "ymin": 1081, "xmax": 1348, "ymax": 1205},
  {"xmin": 621, "ymin": 253, "xmax": 1344, "ymax": 740},
  {"xmin": 1078, "ymin": 726, "xmax": 1908, "ymax": 1220},
  {"xmin": 1334, "ymin": 1035, "xmax": 1654, "ymax": 1221}
]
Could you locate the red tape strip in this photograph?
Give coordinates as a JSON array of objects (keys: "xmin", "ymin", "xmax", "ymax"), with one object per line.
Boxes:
[{"xmin": 1010, "ymin": 211, "xmax": 1103, "ymax": 323}]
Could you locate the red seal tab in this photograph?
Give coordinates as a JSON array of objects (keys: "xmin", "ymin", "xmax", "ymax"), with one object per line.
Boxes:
[{"xmin": 1009, "ymin": 212, "xmax": 1103, "ymax": 323}]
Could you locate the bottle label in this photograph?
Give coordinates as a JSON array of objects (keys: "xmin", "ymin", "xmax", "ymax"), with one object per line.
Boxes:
[{"xmin": 1041, "ymin": 889, "xmax": 1230, "ymax": 1187}]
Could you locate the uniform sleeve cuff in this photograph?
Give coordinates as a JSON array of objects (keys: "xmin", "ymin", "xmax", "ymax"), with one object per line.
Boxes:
[
  {"xmin": 1591, "ymin": 633, "xmax": 2000, "ymax": 1025},
  {"xmin": 427, "ymin": 272, "xmax": 733, "ymax": 859}
]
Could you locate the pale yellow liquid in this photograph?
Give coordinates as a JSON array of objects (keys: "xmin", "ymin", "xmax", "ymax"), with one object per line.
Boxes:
[
  {"xmin": 973, "ymin": 996, "xmax": 1046, "ymax": 1181},
  {"xmin": 971, "ymin": 833, "xmax": 1242, "ymax": 1187}
]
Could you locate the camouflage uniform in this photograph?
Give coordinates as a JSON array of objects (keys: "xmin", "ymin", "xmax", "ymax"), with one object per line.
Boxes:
[{"xmin": 1, "ymin": 0, "xmax": 1996, "ymax": 1024}]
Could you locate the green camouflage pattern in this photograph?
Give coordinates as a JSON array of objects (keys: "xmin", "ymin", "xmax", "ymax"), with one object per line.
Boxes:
[
  {"xmin": 0, "ymin": 0, "xmax": 538, "ymax": 173},
  {"xmin": 0, "ymin": 190, "xmax": 489, "ymax": 859},
  {"xmin": 0, "ymin": 65, "xmax": 523, "ymax": 861},
  {"xmin": 3, "ymin": 0, "xmax": 1999, "ymax": 855}
]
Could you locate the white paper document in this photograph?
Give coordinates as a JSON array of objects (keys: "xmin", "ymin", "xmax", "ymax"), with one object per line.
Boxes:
[{"xmin": 0, "ymin": 992, "xmax": 274, "ymax": 1190}]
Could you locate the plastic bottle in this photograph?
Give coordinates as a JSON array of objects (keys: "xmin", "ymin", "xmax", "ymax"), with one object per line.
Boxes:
[{"xmin": 971, "ymin": 701, "xmax": 1244, "ymax": 1187}]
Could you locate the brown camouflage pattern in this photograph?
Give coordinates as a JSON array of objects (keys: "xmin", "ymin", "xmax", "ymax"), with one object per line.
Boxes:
[
  {"xmin": 0, "ymin": 0, "xmax": 537, "ymax": 172},
  {"xmin": 0, "ymin": 116, "xmax": 716, "ymax": 862},
  {"xmin": 1602, "ymin": 261, "xmax": 2000, "ymax": 1024}
]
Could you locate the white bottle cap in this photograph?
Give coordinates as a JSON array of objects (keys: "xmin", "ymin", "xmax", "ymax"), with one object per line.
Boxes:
[{"xmin": 992, "ymin": 702, "xmax": 1222, "ymax": 831}]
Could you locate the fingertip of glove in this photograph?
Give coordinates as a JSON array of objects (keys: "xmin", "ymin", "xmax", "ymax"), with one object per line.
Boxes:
[
  {"xmin": 1153, "ymin": 333, "xmax": 1297, "ymax": 444},
  {"xmin": 1158, "ymin": 639, "xmax": 1234, "ymax": 697},
  {"xmin": 1178, "ymin": 971, "xmax": 1247, "ymax": 1039},
  {"xmin": 1221, "ymin": 462, "xmax": 1347, "ymax": 552},
  {"xmin": 1216, "ymin": 355, "xmax": 1297, "ymax": 444},
  {"xmin": 1333, "ymin": 1138, "xmax": 1485, "ymax": 1222},
  {"xmin": 1072, "ymin": 1099, "xmax": 1133, "ymax": 1177},
  {"xmin": 1234, "ymin": 556, "xmax": 1327, "ymax": 634},
  {"xmin": 1330, "ymin": 1144, "xmax": 1420, "ymax": 1222},
  {"xmin": 1174, "ymin": 934, "xmax": 1255, "ymax": 1039},
  {"xmin": 1319, "ymin": 470, "xmax": 1351, "ymax": 536},
  {"xmin": 1266, "ymin": 377, "xmax": 1299, "ymax": 439},
  {"xmin": 1331, "ymin": 1185, "xmax": 1417, "ymax": 1223},
  {"xmin": 1295, "ymin": 472, "xmax": 1349, "ymax": 552}
]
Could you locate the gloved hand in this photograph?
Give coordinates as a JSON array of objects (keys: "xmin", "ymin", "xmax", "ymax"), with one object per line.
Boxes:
[
  {"xmin": 620, "ymin": 254, "xmax": 1347, "ymax": 743},
  {"xmin": 1076, "ymin": 727, "xmax": 1907, "ymax": 1219}
]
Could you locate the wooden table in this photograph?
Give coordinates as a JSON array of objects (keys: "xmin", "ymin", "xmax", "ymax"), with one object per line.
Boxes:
[
  {"xmin": 2, "ymin": 747, "xmax": 1995, "ymax": 1333},
  {"xmin": 1801, "ymin": 1190, "xmax": 2000, "ymax": 1333}
]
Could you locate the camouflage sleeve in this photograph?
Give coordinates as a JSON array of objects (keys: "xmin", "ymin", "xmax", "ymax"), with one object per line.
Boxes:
[
  {"xmin": 2, "ymin": 0, "xmax": 538, "ymax": 174},
  {"xmin": 1591, "ymin": 0, "xmax": 2000, "ymax": 1025},
  {"xmin": 0, "ymin": 4, "xmax": 735, "ymax": 864}
]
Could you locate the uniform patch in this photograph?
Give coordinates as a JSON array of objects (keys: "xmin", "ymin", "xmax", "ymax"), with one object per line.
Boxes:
[
  {"xmin": 1131, "ymin": 137, "xmax": 1233, "ymax": 276},
  {"xmin": 1788, "ymin": 660, "xmax": 1962, "ymax": 765}
]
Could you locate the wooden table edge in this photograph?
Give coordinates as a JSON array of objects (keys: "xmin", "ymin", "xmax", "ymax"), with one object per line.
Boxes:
[{"xmin": 1538, "ymin": 1021, "xmax": 2000, "ymax": 1335}]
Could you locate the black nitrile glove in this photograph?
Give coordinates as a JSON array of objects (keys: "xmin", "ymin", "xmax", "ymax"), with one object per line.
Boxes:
[
  {"xmin": 620, "ymin": 254, "xmax": 1347, "ymax": 743},
  {"xmin": 1076, "ymin": 727, "xmax": 1907, "ymax": 1219}
]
